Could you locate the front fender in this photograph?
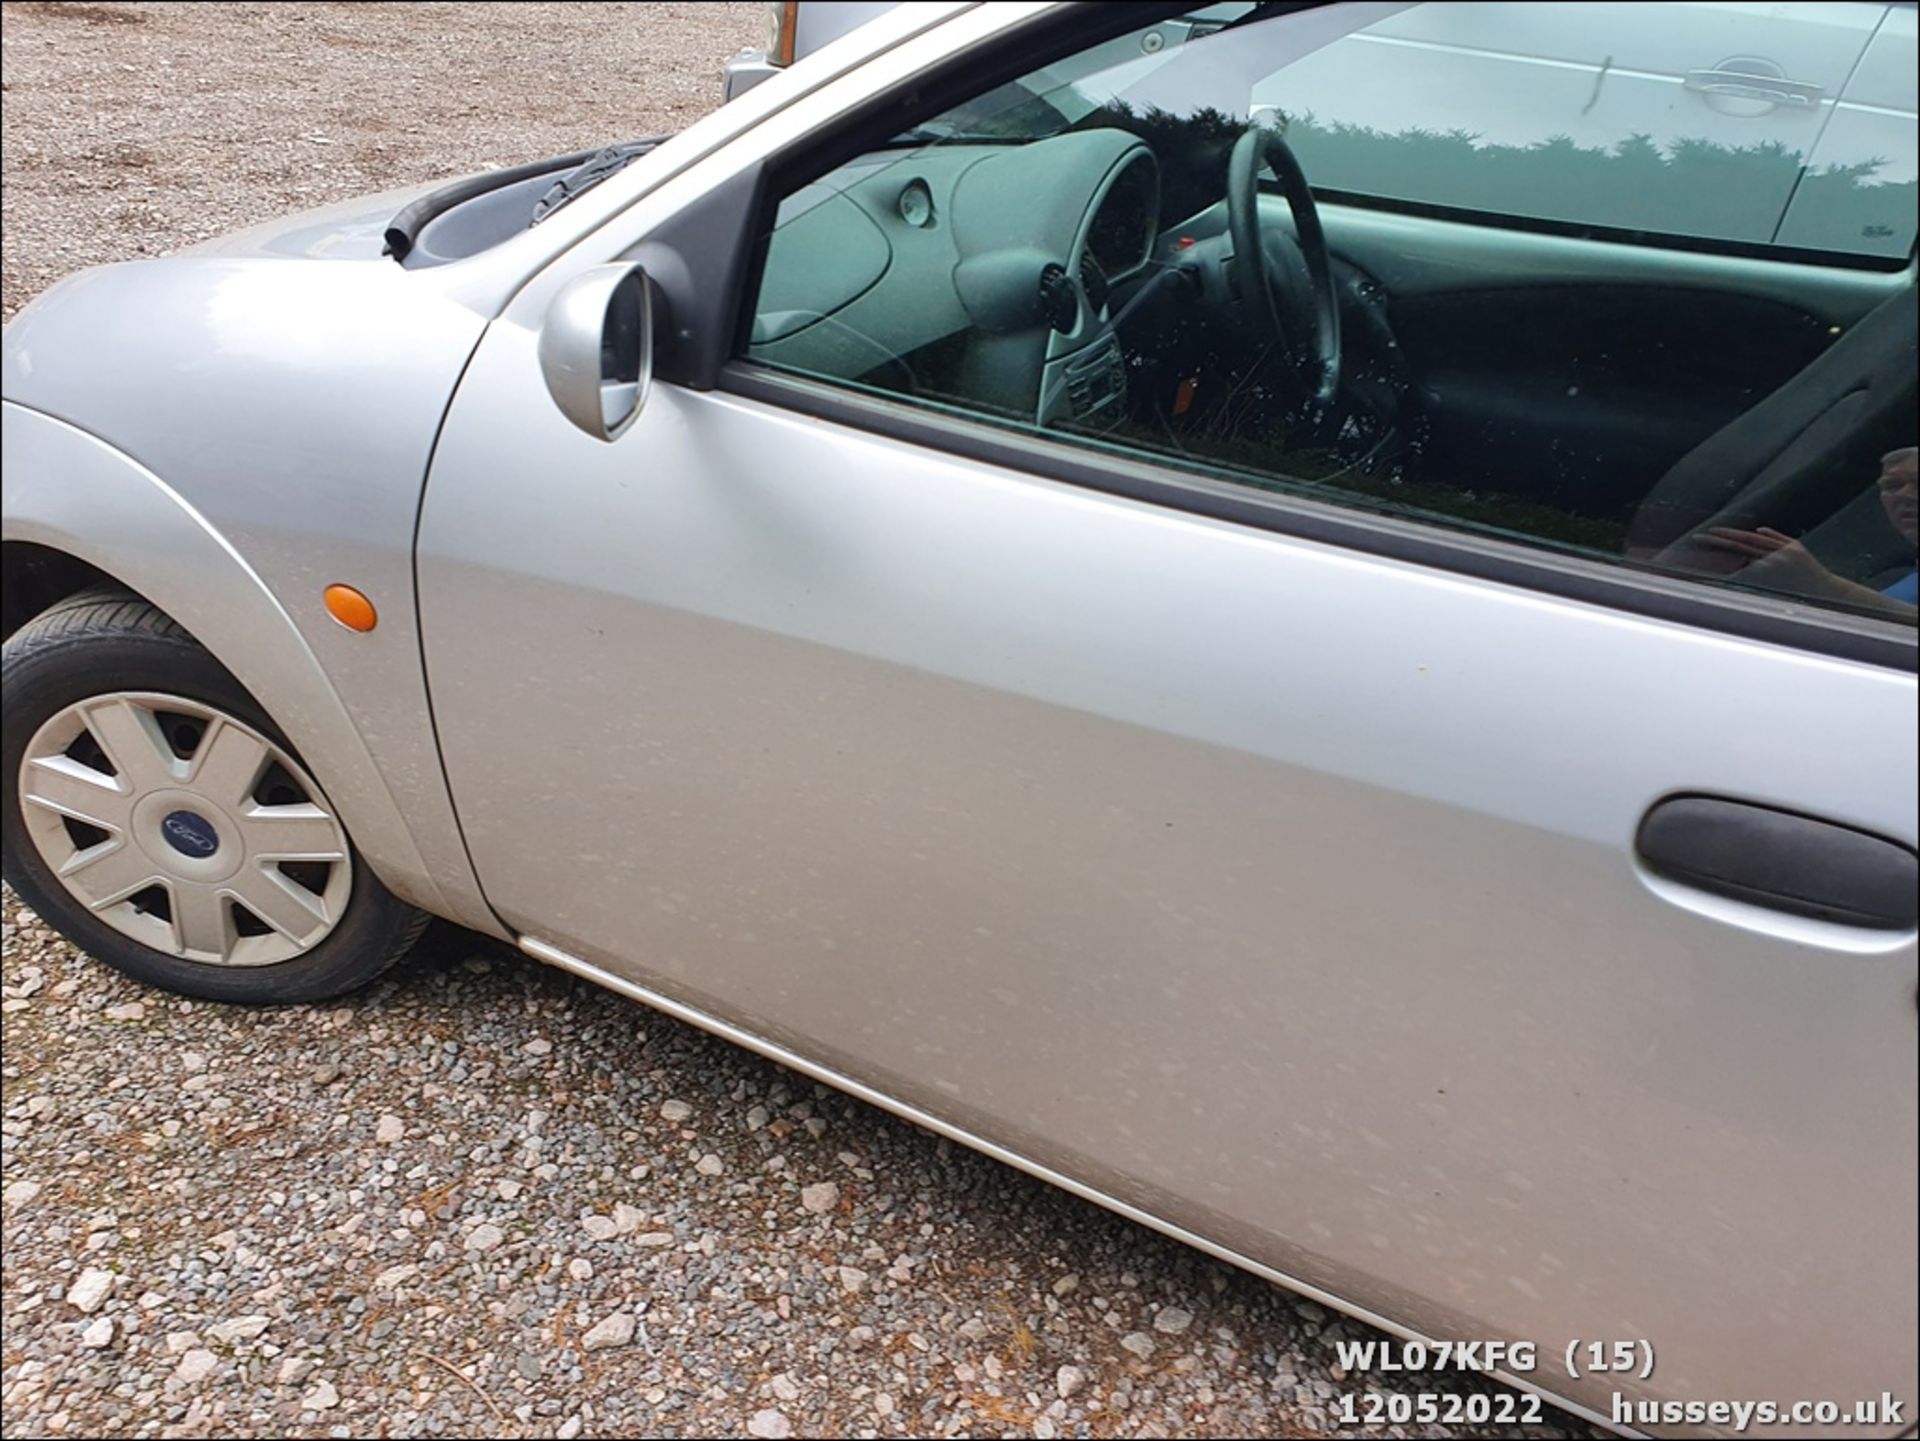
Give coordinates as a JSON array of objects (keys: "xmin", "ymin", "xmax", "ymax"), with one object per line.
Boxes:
[{"xmin": 2, "ymin": 402, "xmax": 500, "ymax": 935}]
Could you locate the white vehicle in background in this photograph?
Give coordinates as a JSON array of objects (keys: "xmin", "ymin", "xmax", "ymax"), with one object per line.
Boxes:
[
  {"xmin": 723, "ymin": 1, "xmax": 899, "ymax": 102},
  {"xmin": 729, "ymin": 1, "xmax": 1918, "ymax": 260}
]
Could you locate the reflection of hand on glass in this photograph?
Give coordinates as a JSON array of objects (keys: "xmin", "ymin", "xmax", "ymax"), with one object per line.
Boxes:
[
  {"xmin": 1700, "ymin": 524, "xmax": 1847, "ymax": 589},
  {"xmin": 1882, "ymin": 444, "xmax": 1920, "ymax": 567},
  {"xmin": 1698, "ymin": 447, "xmax": 1919, "ymax": 614}
]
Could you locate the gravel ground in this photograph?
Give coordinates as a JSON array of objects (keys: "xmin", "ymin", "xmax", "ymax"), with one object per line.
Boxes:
[
  {"xmin": 1, "ymin": 1, "xmax": 761, "ymax": 321},
  {"xmin": 2, "ymin": 5, "xmax": 1602, "ymax": 1438}
]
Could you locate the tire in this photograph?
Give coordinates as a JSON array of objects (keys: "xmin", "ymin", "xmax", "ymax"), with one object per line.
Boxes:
[{"xmin": 2, "ymin": 588, "xmax": 428, "ymax": 1003}]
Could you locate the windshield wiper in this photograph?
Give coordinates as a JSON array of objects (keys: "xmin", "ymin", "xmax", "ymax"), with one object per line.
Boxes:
[{"xmin": 530, "ymin": 136, "xmax": 669, "ymax": 225}]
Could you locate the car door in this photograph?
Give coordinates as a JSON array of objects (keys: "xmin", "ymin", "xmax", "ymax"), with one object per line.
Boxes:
[{"xmin": 415, "ymin": 3, "xmax": 1916, "ymax": 1430}]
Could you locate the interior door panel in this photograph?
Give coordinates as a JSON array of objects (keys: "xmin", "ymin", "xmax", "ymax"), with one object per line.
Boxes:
[
  {"xmin": 1387, "ymin": 283, "xmax": 1837, "ymax": 520},
  {"xmin": 1293, "ymin": 200, "xmax": 1915, "ymax": 525},
  {"xmin": 1303, "ymin": 199, "xmax": 1910, "ymax": 321}
]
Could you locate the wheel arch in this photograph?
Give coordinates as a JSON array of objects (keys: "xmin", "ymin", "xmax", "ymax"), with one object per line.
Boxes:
[
  {"xmin": 2, "ymin": 540, "xmax": 120, "ymax": 643},
  {"xmin": 2, "ymin": 401, "xmax": 499, "ymax": 935}
]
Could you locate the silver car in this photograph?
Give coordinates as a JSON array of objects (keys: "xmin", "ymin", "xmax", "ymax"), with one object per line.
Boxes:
[{"xmin": 4, "ymin": 3, "xmax": 1915, "ymax": 1434}]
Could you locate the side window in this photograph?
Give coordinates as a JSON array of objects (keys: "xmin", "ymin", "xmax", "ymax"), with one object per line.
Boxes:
[
  {"xmin": 1261, "ymin": 1, "xmax": 1915, "ymax": 261},
  {"xmin": 746, "ymin": 3, "xmax": 1919, "ymax": 625}
]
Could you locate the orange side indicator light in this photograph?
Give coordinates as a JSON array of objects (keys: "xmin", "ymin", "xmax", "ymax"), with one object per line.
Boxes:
[{"xmin": 324, "ymin": 584, "xmax": 378, "ymax": 633}]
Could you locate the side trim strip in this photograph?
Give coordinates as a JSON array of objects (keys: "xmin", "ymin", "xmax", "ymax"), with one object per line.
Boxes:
[{"xmin": 517, "ymin": 933, "xmax": 1635, "ymax": 1438}]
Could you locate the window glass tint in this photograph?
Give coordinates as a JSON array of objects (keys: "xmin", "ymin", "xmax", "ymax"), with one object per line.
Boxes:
[
  {"xmin": 1258, "ymin": 2, "xmax": 1917, "ymax": 262},
  {"xmin": 747, "ymin": 3, "xmax": 1919, "ymax": 626}
]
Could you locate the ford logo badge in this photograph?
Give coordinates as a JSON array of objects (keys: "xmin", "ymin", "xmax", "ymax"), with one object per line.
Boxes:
[{"xmin": 161, "ymin": 810, "xmax": 220, "ymax": 859}]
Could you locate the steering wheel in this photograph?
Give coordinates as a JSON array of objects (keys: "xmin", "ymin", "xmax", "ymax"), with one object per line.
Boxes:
[{"xmin": 1226, "ymin": 125, "xmax": 1341, "ymax": 407}]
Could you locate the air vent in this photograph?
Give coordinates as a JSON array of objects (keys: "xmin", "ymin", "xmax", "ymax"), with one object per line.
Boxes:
[
  {"xmin": 1079, "ymin": 252, "xmax": 1109, "ymax": 313},
  {"xmin": 1039, "ymin": 263, "xmax": 1078, "ymax": 334}
]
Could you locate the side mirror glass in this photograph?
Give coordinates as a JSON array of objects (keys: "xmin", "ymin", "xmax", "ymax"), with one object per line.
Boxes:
[{"xmin": 538, "ymin": 263, "xmax": 653, "ymax": 441}]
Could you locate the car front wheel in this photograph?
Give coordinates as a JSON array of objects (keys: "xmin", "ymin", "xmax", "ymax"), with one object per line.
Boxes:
[{"xmin": 2, "ymin": 589, "xmax": 427, "ymax": 1003}]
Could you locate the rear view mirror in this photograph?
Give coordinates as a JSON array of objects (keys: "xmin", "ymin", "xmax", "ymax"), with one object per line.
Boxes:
[{"xmin": 538, "ymin": 263, "xmax": 653, "ymax": 441}]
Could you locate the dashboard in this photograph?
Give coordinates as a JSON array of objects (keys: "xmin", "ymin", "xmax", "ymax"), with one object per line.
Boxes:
[
  {"xmin": 750, "ymin": 129, "xmax": 1160, "ymax": 424},
  {"xmin": 1086, "ymin": 152, "xmax": 1158, "ymax": 277}
]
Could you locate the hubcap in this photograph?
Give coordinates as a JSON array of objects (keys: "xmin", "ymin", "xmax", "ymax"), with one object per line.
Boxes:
[{"xmin": 17, "ymin": 692, "xmax": 353, "ymax": 967}]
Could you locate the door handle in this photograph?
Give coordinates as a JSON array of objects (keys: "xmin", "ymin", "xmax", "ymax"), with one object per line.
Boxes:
[
  {"xmin": 1683, "ymin": 67, "xmax": 1823, "ymax": 110},
  {"xmin": 1636, "ymin": 796, "xmax": 1918, "ymax": 930}
]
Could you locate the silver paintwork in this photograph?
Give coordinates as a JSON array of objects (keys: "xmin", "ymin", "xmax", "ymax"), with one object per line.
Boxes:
[
  {"xmin": 19, "ymin": 693, "xmax": 351, "ymax": 965},
  {"xmin": 419, "ymin": 366, "xmax": 1915, "ymax": 1435},
  {"xmin": 1, "ymin": 277, "xmax": 494, "ymax": 936},
  {"xmin": 181, "ymin": 179, "xmax": 441, "ymax": 262},
  {"xmin": 1, "ymin": 0, "xmax": 984, "ymax": 919},
  {"xmin": 723, "ymin": 49, "xmax": 784, "ymax": 102},
  {"xmin": 3, "ymin": 2, "xmax": 1914, "ymax": 1433},
  {"xmin": 537, "ymin": 263, "xmax": 654, "ymax": 441}
]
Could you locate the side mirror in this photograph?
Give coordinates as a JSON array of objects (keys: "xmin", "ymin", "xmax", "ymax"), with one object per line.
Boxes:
[{"xmin": 538, "ymin": 263, "xmax": 654, "ymax": 441}]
